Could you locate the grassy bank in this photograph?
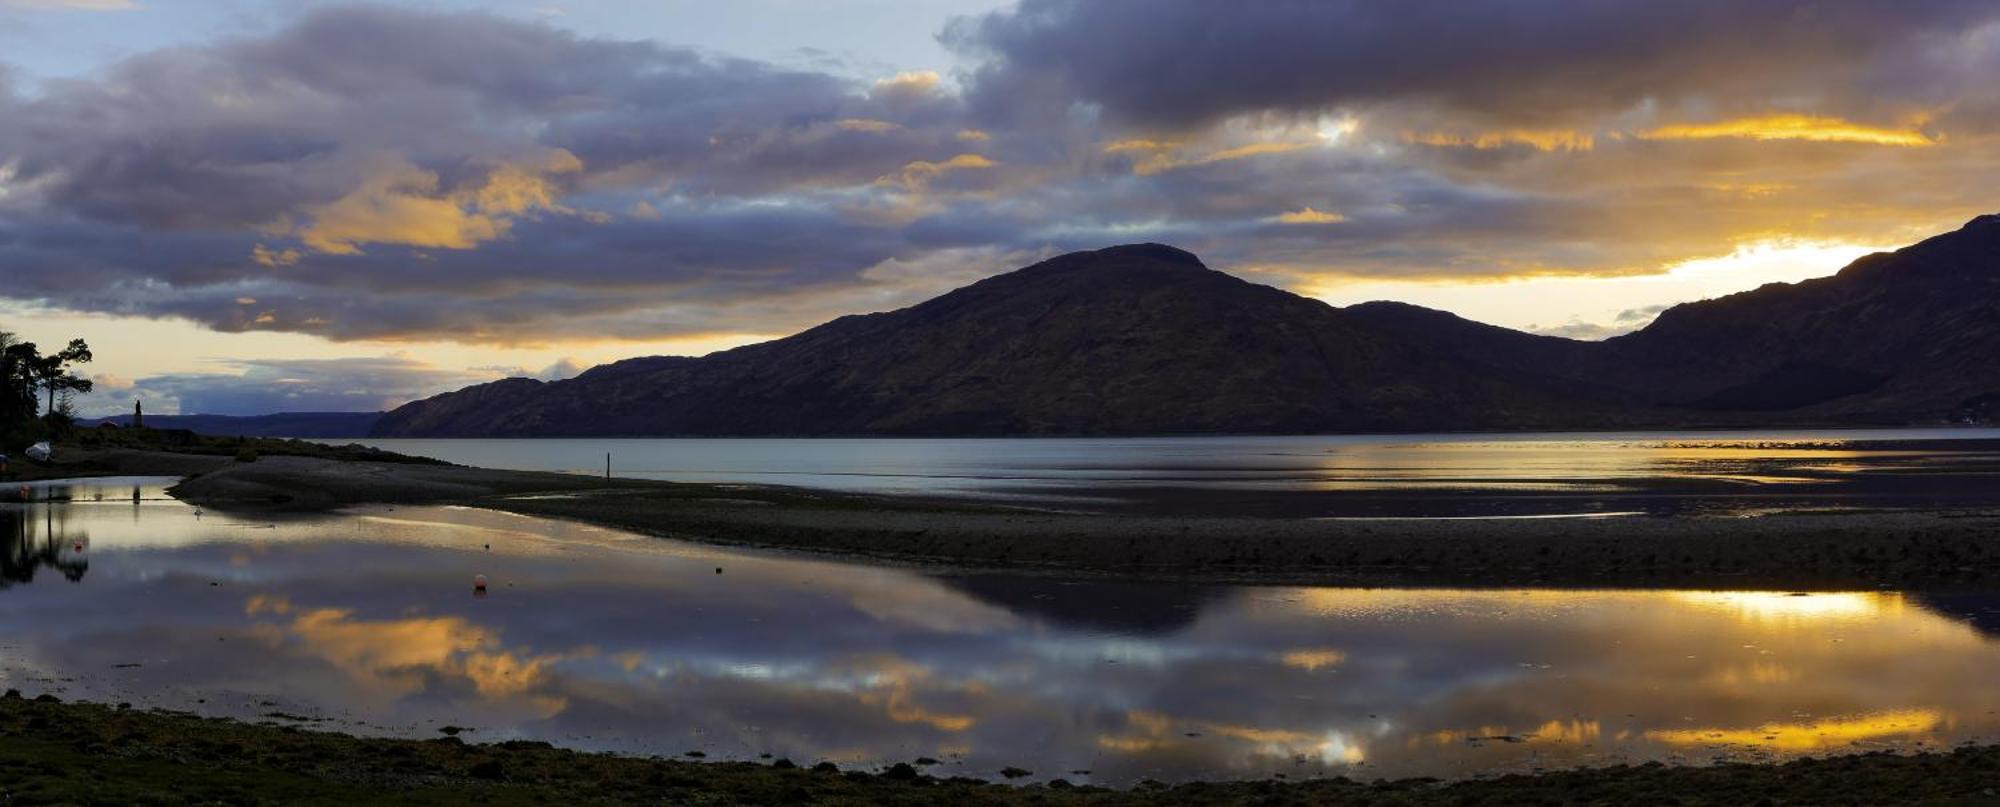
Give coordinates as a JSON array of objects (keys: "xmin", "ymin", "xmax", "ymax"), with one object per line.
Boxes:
[{"xmin": 2, "ymin": 692, "xmax": 1997, "ymax": 805}]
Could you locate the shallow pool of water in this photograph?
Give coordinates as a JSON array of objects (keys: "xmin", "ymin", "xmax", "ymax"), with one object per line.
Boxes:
[{"xmin": 3, "ymin": 477, "xmax": 1997, "ymax": 784}]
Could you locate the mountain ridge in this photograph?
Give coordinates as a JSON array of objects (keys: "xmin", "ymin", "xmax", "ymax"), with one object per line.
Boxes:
[{"xmin": 373, "ymin": 219, "xmax": 2000, "ymax": 437}]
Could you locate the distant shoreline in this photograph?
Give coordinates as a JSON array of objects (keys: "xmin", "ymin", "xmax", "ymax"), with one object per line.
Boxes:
[{"xmin": 356, "ymin": 422, "xmax": 1996, "ymax": 439}]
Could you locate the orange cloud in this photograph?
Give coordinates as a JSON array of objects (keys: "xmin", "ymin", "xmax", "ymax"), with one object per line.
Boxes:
[
  {"xmin": 871, "ymin": 70, "xmax": 941, "ymax": 96},
  {"xmin": 1277, "ymin": 207, "xmax": 1346, "ymax": 225},
  {"xmin": 1129, "ymin": 141, "xmax": 1313, "ymax": 175},
  {"xmin": 250, "ymin": 243, "xmax": 302, "ymax": 267},
  {"xmin": 1641, "ymin": 114, "xmax": 1933, "ymax": 146},
  {"xmin": 878, "ymin": 153, "xmax": 999, "ymax": 192},
  {"xmin": 297, "ymin": 150, "xmax": 586, "ymax": 255}
]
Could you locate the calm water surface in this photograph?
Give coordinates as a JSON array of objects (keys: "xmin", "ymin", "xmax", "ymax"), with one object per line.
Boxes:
[
  {"xmin": 4, "ymin": 477, "xmax": 1999, "ymax": 784},
  {"xmin": 361, "ymin": 429, "xmax": 2000, "ymax": 517}
]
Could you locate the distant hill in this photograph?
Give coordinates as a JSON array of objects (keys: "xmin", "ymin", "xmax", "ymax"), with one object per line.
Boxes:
[
  {"xmin": 373, "ymin": 216, "xmax": 2000, "ymax": 437},
  {"xmin": 1356, "ymin": 214, "xmax": 2000, "ymax": 423},
  {"xmin": 91, "ymin": 411, "xmax": 383, "ymax": 438}
]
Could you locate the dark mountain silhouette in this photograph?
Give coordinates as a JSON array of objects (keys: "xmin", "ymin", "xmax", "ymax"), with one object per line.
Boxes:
[
  {"xmin": 374, "ymin": 216, "xmax": 2000, "ymax": 437},
  {"xmin": 1353, "ymin": 214, "xmax": 2000, "ymax": 423},
  {"xmin": 91, "ymin": 411, "xmax": 382, "ymax": 438}
]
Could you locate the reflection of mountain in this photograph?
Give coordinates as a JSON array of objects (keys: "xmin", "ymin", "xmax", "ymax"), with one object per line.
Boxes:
[
  {"xmin": 1910, "ymin": 593, "xmax": 2000, "ymax": 638},
  {"xmin": 937, "ymin": 574, "xmax": 1223, "ymax": 635},
  {"xmin": 1, "ymin": 509, "xmax": 89, "ymax": 588}
]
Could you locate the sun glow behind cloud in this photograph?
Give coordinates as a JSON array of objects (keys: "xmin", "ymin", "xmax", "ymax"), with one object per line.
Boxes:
[
  {"xmin": 1641, "ymin": 114, "xmax": 1934, "ymax": 146},
  {"xmin": 1306, "ymin": 238, "xmax": 1897, "ymax": 339}
]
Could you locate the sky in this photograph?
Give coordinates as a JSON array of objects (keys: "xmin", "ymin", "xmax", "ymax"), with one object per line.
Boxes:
[{"xmin": 1, "ymin": 1, "xmax": 1997, "ymax": 416}]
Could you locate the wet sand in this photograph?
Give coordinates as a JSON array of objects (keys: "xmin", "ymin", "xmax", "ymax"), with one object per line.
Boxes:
[
  {"xmin": 486, "ymin": 488, "xmax": 2000, "ymax": 588},
  {"xmin": 5, "ymin": 692, "xmax": 1998, "ymax": 805},
  {"xmin": 107, "ymin": 445, "xmax": 2000, "ymax": 589}
]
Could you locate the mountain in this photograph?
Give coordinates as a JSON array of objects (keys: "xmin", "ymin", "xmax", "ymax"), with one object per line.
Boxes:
[
  {"xmin": 1353, "ymin": 214, "xmax": 2000, "ymax": 423},
  {"xmin": 92, "ymin": 411, "xmax": 383, "ymax": 438},
  {"xmin": 374, "ymin": 244, "xmax": 1615, "ymax": 436},
  {"xmin": 374, "ymin": 217, "xmax": 2000, "ymax": 437}
]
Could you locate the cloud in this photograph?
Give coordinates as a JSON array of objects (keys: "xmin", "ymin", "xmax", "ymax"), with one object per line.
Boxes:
[
  {"xmin": 1639, "ymin": 114, "xmax": 1934, "ymax": 146},
  {"xmin": 0, "ymin": 0, "xmax": 138, "ymax": 9},
  {"xmin": 1525, "ymin": 319, "xmax": 1638, "ymax": 341},
  {"xmin": 294, "ymin": 154, "xmax": 585, "ymax": 255},
  {"xmin": 1275, "ymin": 207, "xmax": 1344, "ymax": 225},
  {"xmin": 250, "ymin": 244, "xmax": 302, "ymax": 268},
  {"xmin": 878, "ymin": 153, "xmax": 998, "ymax": 192},
  {"xmin": 87, "ymin": 356, "xmax": 494, "ymax": 415},
  {"xmin": 946, "ymin": 0, "xmax": 1997, "ymax": 130},
  {"xmin": 3, "ymin": 1, "xmax": 2000, "ymax": 356}
]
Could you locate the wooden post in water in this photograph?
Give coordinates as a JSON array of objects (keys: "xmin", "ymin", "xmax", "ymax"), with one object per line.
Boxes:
[{"xmin": 605, "ymin": 452, "xmax": 611, "ymax": 479}]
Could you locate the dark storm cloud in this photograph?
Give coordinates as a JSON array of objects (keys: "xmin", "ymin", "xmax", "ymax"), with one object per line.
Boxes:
[{"xmin": 946, "ymin": 0, "xmax": 2000, "ymax": 130}]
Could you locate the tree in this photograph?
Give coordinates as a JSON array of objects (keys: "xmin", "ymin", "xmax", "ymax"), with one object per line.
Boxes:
[
  {"xmin": 34, "ymin": 339, "xmax": 93, "ymax": 417},
  {"xmin": 0, "ymin": 333, "xmax": 39, "ymax": 428}
]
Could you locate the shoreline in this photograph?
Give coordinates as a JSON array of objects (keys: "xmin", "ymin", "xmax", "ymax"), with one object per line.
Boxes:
[
  {"xmin": 4, "ymin": 692, "xmax": 1998, "ymax": 804},
  {"xmin": 22, "ymin": 445, "xmax": 2000, "ymax": 589}
]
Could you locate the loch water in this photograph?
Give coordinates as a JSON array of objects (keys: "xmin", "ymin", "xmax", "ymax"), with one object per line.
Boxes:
[{"xmin": 3, "ymin": 477, "xmax": 1997, "ymax": 785}]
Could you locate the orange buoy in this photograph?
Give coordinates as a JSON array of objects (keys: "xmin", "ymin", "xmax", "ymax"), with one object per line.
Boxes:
[{"xmin": 473, "ymin": 574, "xmax": 489, "ymax": 594}]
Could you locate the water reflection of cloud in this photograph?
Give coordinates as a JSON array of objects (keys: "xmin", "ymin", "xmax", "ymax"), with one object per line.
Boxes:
[
  {"xmin": 245, "ymin": 593, "xmax": 570, "ymax": 718},
  {"xmin": 7, "ymin": 499, "xmax": 2000, "ymax": 785},
  {"xmin": 1647, "ymin": 710, "xmax": 1942, "ymax": 750}
]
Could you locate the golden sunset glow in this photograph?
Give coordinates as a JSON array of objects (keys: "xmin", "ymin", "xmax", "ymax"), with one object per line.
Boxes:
[
  {"xmin": 241, "ymin": 594, "xmax": 572, "ymax": 717},
  {"xmin": 1670, "ymin": 591, "xmax": 1904, "ymax": 624},
  {"xmin": 879, "ymin": 153, "xmax": 1000, "ymax": 191},
  {"xmin": 296, "ymin": 152, "xmax": 583, "ymax": 256},
  {"xmin": 1303, "ymin": 237, "xmax": 1900, "ymax": 337},
  {"xmin": 1129, "ymin": 141, "xmax": 1314, "ymax": 175},
  {"xmin": 1641, "ymin": 114, "xmax": 1934, "ymax": 146},
  {"xmin": 1647, "ymin": 710, "xmax": 1944, "ymax": 751},
  {"xmin": 1276, "ymin": 207, "xmax": 1345, "ymax": 225},
  {"xmin": 1279, "ymin": 648, "xmax": 1347, "ymax": 671}
]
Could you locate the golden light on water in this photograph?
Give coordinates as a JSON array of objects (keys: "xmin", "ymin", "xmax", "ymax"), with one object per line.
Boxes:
[
  {"xmin": 1670, "ymin": 591, "xmax": 1906, "ymax": 624},
  {"xmin": 1647, "ymin": 710, "xmax": 1944, "ymax": 750},
  {"xmin": 1279, "ymin": 648, "xmax": 1347, "ymax": 671}
]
